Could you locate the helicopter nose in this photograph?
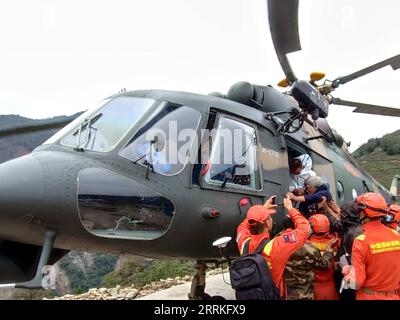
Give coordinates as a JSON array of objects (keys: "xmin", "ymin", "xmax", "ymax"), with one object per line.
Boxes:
[{"xmin": 0, "ymin": 154, "xmax": 44, "ymax": 230}]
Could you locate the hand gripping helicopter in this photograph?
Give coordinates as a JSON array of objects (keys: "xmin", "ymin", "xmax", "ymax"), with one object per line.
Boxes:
[{"xmin": 0, "ymin": 0, "xmax": 399, "ymax": 299}]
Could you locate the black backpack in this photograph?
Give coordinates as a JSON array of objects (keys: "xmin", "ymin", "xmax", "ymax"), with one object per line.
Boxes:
[{"xmin": 230, "ymin": 238, "xmax": 280, "ymax": 300}]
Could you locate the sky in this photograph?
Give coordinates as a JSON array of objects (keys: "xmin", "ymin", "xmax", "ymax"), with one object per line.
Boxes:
[{"xmin": 0, "ymin": 0, "xmax": 399, "ymax": 151}]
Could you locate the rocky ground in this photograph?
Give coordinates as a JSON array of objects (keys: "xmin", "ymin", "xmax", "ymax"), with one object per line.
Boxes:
[{"xmin": 45, "ymin": 268, "xmax": 228, "ymax": 300}]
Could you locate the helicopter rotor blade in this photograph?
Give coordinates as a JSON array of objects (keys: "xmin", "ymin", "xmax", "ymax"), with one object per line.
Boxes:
[
  {"xmin": 267, "ymin": 0, "xmax": 301, "ymax": 83},
  {"xmin": 0, "ymin": 116, "xmax": 79, "ymax": 138},
  {"xmin": 331, "ymin": 98, "xmax": 400, "ymax": 117},
  {"xmin": 333, "ymin": 54, "xmax": 400, "ymax": 86}
]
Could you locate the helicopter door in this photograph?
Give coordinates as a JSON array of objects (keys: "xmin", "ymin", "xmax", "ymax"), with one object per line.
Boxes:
[
  {"xmin": 190, "ymin": 114, "xmax": 268, "ymax": 239},
  {"xmin": 311, "ymin": 152, "xmax": 337, "ymax": 201},
  {"xmin": 257, "ymin": 126, "xmax": 287, "ymax": 201},
  {"xmin": 257, "ymin": 126, "xmax": 288, "ymax": 235}
]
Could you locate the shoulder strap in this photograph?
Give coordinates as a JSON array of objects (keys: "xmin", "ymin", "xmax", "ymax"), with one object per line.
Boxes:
[
  {"xmin": 254, "ymin": 238, "xmax": 270, "ymax": 255},
  {"xmin": 242, "ymin": 238, "xmax": 251, "ymax": 255},
  {"xmin": 242, "ymin": 238, "xmax": 270, "ymax": 255}
]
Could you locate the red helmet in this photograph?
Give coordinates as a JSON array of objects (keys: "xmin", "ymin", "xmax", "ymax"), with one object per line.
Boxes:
[
  {"xmin": 389, "ymin": 204, "xmax": 400, "ymax": 222},
  {"xmin": 309, "ymin": 214, "xmax": 330, "ymax": 234},
  {"xmin": 355, "ymin": 193, "xmax": 388, "ymax": 218}
]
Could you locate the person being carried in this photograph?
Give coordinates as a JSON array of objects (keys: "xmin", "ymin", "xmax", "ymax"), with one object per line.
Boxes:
[
  {"xmin": 288, "ymin": 176, "xmax": 337, "ymax": 219},
  {"xmin": 236, "ymin": 195, "xmax": 311, "ymax": 299}
]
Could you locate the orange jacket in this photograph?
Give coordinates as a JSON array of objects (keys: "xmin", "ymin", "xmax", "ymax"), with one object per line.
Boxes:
[
  {"xmin": 308, "ymin": 233, "xmax": 339, "ymax": 284},
  {"xmin": 236, "ymin": 208, "xmax": 311, "ymax": 297},
  {"xmin": 351, "ymin": 220, "xmax": 400, "ymax": 298}
]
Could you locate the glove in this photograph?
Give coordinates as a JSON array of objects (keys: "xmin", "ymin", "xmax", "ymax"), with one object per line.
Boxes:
[
  {"xmin": 341, "ymin": 265, "xmax": 356, "ymax": 290},
  {"xmin": 342, "ymin": 264, "xmax": 351, "ymax": 276}
]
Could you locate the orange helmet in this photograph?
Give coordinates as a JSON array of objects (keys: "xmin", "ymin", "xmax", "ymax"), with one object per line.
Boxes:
[
  {"xmin": 355, "ymin": 193, "xmax": 388, "ymax": 218},
  {"xmin": 246, "ymin": 205, "xmax": 276, "ymax": 225},
  {"xmin": 389, "ymin": 204, "xmax": 400, "ymax": 222},
  {"xmin": 309, "ymin": 214, "xmax": 330, "ymax": 234}
]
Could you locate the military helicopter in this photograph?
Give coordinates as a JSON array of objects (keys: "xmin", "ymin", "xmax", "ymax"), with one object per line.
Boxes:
[{"xmin": 0, "ymin": 0, "xmax": 399, "ymax": 299}]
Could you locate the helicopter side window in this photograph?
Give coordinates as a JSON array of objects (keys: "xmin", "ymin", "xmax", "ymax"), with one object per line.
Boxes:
[
  {"xmin": 59, "ymin": 97, "xmax": 156, "ymax": 152},
  {"xmin": 203, "ymin": 116, "xmax": 260, "ymax": 190},
  {"xmin": 336, "ymin": 180, "xmax": 345, "ymax": 202},
  {"xmin": 119, "ymin": 105, "xmax": 201, "ymax": 176},
  {"xmin": 77, "ymin": 168, "xmax": 175, "ymax": 240}
]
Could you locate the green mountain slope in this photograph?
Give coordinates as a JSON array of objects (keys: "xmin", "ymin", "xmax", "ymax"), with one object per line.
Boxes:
[
  {"xmin": 355, "ymin": 149, "xmax": 400, "ymax": 189},
  {"xmin": 353, "ymin": 130, "xmax": 400, "ymax": 189}
]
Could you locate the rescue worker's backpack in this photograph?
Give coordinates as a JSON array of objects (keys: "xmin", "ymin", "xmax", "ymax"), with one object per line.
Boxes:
[{"xmin": 230, "ymin": 238, "xmax": 280, "ymax": 300}]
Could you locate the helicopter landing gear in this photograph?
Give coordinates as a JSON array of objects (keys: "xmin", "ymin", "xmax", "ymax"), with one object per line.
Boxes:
[
  {"xmin": 16, "ymin": 230, "xmax": 56, "ymax": 289},
  {"xmin": 0, "ymin": 230, "xmax": 56, "ymax": 290},
  {"xmin": 188, "ymin": 260, "xmax": 227, "ymax": 300},
  {"xmin": 188, "ymin": 260, "xmax": 207, "ymax": 300}
]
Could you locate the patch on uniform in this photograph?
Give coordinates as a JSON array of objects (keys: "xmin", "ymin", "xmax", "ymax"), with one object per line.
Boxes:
[
  {"xmin": 369, "ymin": 240, "xmax": 400, "ymax": 254},
  {"xmin": 283, "ymin": 232, "xmax": 297, "ymax": 243},
  {"xmin": 313, "ymin": 242, "xmax": 327, "ymax": 252},
  {"xmin": 355, "ymin": 234, "xmax": 366, "ymax": 241}
]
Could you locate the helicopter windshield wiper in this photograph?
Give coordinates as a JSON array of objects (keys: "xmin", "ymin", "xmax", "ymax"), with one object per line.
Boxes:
[
  {"xmin": 73, "ymin": 113, "xmax": 103, "ymax": 151},
  {"xmin": 73, "ymin": 113, "xmax": 103, "ymax": 136},
  {"xmin": 132, "ymin": 136, "xmax": 160, "ymax": 180}
]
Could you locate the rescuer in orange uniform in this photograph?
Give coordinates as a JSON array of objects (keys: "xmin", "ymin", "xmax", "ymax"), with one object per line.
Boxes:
[
  {"xmin": 236, "ymin": 195, "xmax": 311, "ymax": 298},
  {"xmin": 387, "ymin": 204, "xmax": 400, "ymax": 232},
  {"xmin": 308, "ymin": 214, "xmax": 339, "ymax": 300},
  {"xmin": 342, "ymin": 193, "xmax": 400, "ymax": 300}
]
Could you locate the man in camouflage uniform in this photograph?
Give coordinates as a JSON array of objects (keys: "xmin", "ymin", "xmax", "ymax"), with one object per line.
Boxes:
[{"xmin": 281, "ymin": 218, "xmax": 337, "ymax": 300}]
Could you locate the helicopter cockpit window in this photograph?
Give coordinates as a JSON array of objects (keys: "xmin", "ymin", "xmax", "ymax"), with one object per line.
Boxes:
[
  {"xmin": 204, "ymin": 116, "xmax": 260, "ymax": 190},
  {"xmin": 59, "ymin": 97, "xmax": 156, "ymax": 152},
  {"xmin": 78, "ymin": 168, "xmax": 175, "ymax": 240},
  {"xmin": 119, "ymin": 105, "xmax": 201, "ymax": 176}
]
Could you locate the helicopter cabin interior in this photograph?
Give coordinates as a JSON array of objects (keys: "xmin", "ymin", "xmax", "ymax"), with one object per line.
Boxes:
[{"xmin": 286, "ymin": 138, "xmax": 334, "ymax": 194}]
